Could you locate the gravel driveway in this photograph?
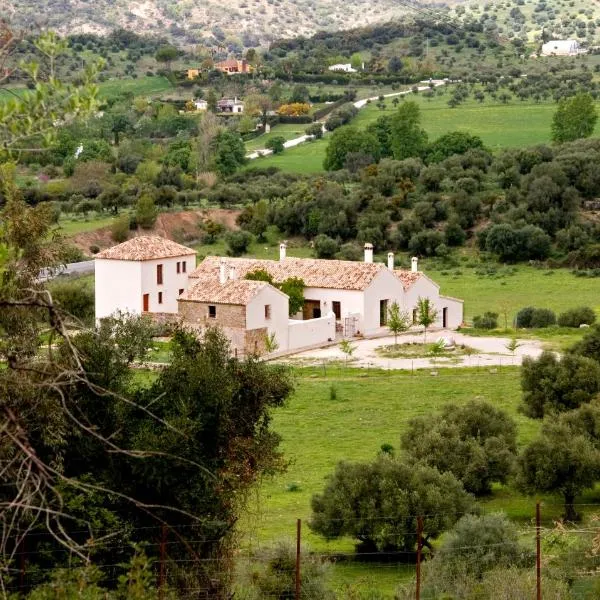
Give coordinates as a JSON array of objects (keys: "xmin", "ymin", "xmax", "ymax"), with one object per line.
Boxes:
[{"xmin": 284, "ymin": 330, "xmax": 546, "ymax": 370}]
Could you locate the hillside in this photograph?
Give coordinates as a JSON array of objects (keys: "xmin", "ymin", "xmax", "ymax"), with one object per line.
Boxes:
[{"xmin": 6, "ymin": 0, "xmax": 424, "ymax": 48}]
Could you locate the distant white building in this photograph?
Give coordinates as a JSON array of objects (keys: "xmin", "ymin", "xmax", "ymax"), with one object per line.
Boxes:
[
  {"xmin": 194, "ymin": 99, "xmax": 208, "ymax": 111},
  {"xmin": 216, "ymin": 97, "xmax": 244, "ymax": 113},
  {"xmin": 94, "ymin": 236, "xmax": 196, "ymax": 320},
  {"xmin": 541, "ymin": 39, "xmax": 582, "ymax": 56},
  {"xmin": 328, "ymin": 63, "xmax": 357, "ymax": 73}
]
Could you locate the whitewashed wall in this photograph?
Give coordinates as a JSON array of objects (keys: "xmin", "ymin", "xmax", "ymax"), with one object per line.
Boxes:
[
  {"xmin": 404, "ymin": 275, "xmax": 464, "ymax": 328},
  {"xmin": 302, "ymin": 287, "xmax": 365, "ymax": 332},
  {"xmin": 95, "ymin": 259, "xmax": 142, "ymax": 320},
  {"xmin": 246, "ymin": 286, "xmax": 290, "ymax": 350},
  {"xmin": 288, "ymin": 314, "xmax": 336, "ymax": 350},
  {"xmin": 140, "ymin": 255, "xmax": 195, "ymax": 314},
  {"xmin": 363, "ymin": 270, "xmax": 405, "ymax": 335}
]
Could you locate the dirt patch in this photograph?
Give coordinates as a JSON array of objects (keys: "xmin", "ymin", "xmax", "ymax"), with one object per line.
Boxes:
[{"xmin": 71, "ymin": 208, "xmax": 240, "ymax": 254}]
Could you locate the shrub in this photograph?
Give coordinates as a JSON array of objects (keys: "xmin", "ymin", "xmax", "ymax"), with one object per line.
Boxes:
[
  {"xmin": 473, "ymin": 312, "xmax": 498, "ymax": 329},
  {"xmin": 265, "ymin": 136, "xmax": 286, "ymax": 154},
  {"xmin": 516, "ymin": 306, "xmax": 556, "ymax": 328},
  {"xmin": 135, "ymin": 194, "xmax": 158, "ymax": 230},
  {"xmin": 225, "ymin": 230, "xmax": 253, "ymax": 256},
  {"xmin": 305, "ymin": 123, "xmax": 323, "ymax": 139},
  {"xmin": 111, "ymin": 215, "xmax": 130, "ymax": 243},
  {"xmin": 313, "ymin": 234, "xmax": 339, "ymax": 258},
  {"xmin": 49, "ymin": 279, "xmax": 95, "ymax": 325},
  {"xmin": 558, "ymin": 307, "xmax": 597, "ymax": 328},
  {"xmin": 530, "ymin": 308, "xmax": 556, "ymax": 328}
]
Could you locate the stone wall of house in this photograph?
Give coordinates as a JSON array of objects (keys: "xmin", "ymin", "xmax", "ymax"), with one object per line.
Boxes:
[
  {"xmin": 245, "ymin": 328, "xmax": 268, "ymax": 357},
  {"xmin": 145, "ymin": 312, "xmax": 182, "ymax": 335},
  {"xmin": 178, "ymin": 301, "xmax": 246, "ymax": 329}
]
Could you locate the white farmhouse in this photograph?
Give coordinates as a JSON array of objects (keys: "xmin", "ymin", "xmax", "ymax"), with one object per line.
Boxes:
[
  {"xmin": 541, "ymin": 39, "xmax": 582, "ymax": 56},
  {"xmin": 94, "ymin": 236, "xmax": 196, "ymax": 321},
  {"xmin": 328, "ymin": 63, "xmax": 357, "ymax": 73},
  {"xmin": 194, "ymin": 99, "xmax": 208, "ymax": 111},
  {"xmin": 183, "ymin": 243, "xmax": 462, "ymax": 355}
]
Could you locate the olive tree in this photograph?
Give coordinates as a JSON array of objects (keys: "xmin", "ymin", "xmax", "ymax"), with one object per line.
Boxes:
[{"xmin": 310, "ymin": 456, "xmax": 473, "ymax": 553}]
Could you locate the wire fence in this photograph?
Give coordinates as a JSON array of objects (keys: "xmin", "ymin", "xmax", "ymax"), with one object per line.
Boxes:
[{"xmin": 5, "ymin": 502, "xmax": 600, "ymax": 598}]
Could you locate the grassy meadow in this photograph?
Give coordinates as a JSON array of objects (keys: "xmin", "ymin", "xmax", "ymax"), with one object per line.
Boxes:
[
  {"xmin": 241, "ymin": 366, "xmax": 600, "ymax": 595},
  {"xmin": 252, "ymin": 91, "xmax": 600, "ymax": 172},
  {"xmin": 422, "ymin": 262, "xmax": 600, "ymax": 323}
]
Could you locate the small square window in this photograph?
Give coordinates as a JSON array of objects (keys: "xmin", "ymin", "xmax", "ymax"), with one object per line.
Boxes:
[
  {"xmin": 265, "ymin": 304, "xmax": 271, "ymax": 319},
  {"xmin": 158, "ymin": 292, "xmax": 163, "ymax": 304},
  {"xmin": 179, "ymin": 288, "xmax": 184, "ymax": 295},
  {"xmin": 208, "ymin": 305, "xmax": 217, "ymax": 318},
  {"xmin": 176, "ymin": 262, "xmax": 181, "ymax": 274},
  {"xmin": 182, "ymin": 261, "xmax": 187, "ymax": 273}
]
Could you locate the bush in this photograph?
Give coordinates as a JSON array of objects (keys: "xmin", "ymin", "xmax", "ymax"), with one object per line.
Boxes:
[
  {"xmin": 111, "ymin": 215, "xmax": 130, "ymax": 243},
  {"xmin": 516, "ymin": 306, "xmax": 556, "ymax": 328},
  {"xmin": 49, "ymin": 279, "xmax": 95, "ymax": 325},
  {"xmin": 310, "ymin": 456, "xmax": 473, "ymax": 552},
  {"xmin": 530, "ymin": 308, "xmax": 556, "ymax": 328},
  {"xmin": 313, "ymin": 234, "xmax": 339, "ymax": 258},
  {"xmin": 305, "ymin": 123, "xmax": 323, "ymax": 139},
  {"xmin": 225, "ymin": 230, "xmax": 253, "ymax": 256},
  {"xmin": 558, "ymin": 306, "xmax": 597, "ymax": 328},
  {"xmin": 265, "ymin": 136, "xmax": 286, "ymax": 154},
  {"xmin": 473, "ymin": 312, "xmax": 498, "ymax": 329},
  {"xmin": 135, "ymin": 194, "xmax": 158, "ymax": 230}
]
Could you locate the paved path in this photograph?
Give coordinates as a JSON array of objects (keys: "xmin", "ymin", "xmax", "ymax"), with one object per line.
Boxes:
[
  {"xmin": 39, "ymin": 260, "xmax": 94, "ymax": 282},
  {"xmin": 282, "ymin": 330, "xmax": 546, "ymax": 370},
  {"xmin": 246, "ymin": 80, "xmax": 448, "ymax": 160}
]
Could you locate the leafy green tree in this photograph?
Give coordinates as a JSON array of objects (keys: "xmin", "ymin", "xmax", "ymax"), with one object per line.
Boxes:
[
  {"xmin": 154, "ymin": 45, "xmax": 179, "ymax": 70},
  {"xmin": 425, "ymin": 131, "xmax": 486, "ymax": 163},
  {"xmin": 212, "ymin": 131, "xmax": 247, "ymax": 175},
  {"xmin": 305, "ymin": 123, "xmax": 324, "ymax": 139},
  {"xmin": 135, "ymin": 194, "xmax": 158, "ymax": 229},
  {"xmin": 558, "ymin": 307, "xmax": 596, "ymax": 328},
  {"xmin": 266, "ymin": 136, "xmax": 286, "ymax": 154},
  {"xmin": 390, "ymin": 101, "xmax": 428, "ymax": 161},
  {"xmin": 569, "ymin": 324, "xmax": 600, "ymax": 362},
  {"xmin": 416, "ymin": 296, "xmax": 438, "ymax": 341},
  {"xmin": 401, "ymin": 401, "xmax": 518, "ymax": 495},
  {"xmin": 49, "ymin": 279, "xmax": 95, "ymax": 325},
  {"xmin": 323, "ymin": 126, "xmax": 380, "ymax": 171},
  {"xmin": 521, "ymin": 351, "xmax": 600, "ymax": 418},
  {"xmin": 111, "ymin": 214, "xmax": 130, "ymax": 243},
  {"xmin": 387, "ymin": 301, "xmax": 410, "ymax": 346},
  {"xmin": 0, "ymin": 31, "xmax": 102, "ymax": 158},
  {"xmin": 225, "ymin": 230, "xmax": 253, "ymax": 256},
  {"xmin": 518, "ymin": 418, "xmax": 600, "ymax": 521},
  {"xmin": 310, "ymin": 456, "xmax": 473, "ymax": 552},
  {"xmin": 551, "ymin": 93, "xmax": 598, "ymax": 144},
  {"xmin": 280, "ymin": 277, "xmax": 305, "ymax": 316},
  {"xmin": 313, "ymin": 234, "xmax": 339, "ymax": 258}
]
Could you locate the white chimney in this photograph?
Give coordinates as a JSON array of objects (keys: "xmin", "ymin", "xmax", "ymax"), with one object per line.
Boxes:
[
  {"xmin": 229, "ymin": 265, "xmax": 237, "ymax": 280},
  {"xmin": 387, "ymin": 252, "xmax": 394, "ymax": 271},
  {"xmin": 411, "ymin": 257, "xmax": 419, "ymax": 273},
  {"xmin": 219, "ymin": 259, "xmax": 227, "ymax": 284},
  {"xmin": 280, "ymin": 242, "xmax": 287, "ymax": 261},
  {"xmin": 364, "ymin": 243, "xmax": 373, "ymax": 263}
]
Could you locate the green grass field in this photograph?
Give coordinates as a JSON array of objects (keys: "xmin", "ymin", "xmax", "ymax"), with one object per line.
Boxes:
[
  {"xmin": 246, "ymin": 137, "xmax": 329, "ymax": 173},
  {"xmin": 58, "ymin": 214, "xmax": 119, "ymax": 236},
  {"xmin": 245, "ymin": 124, "xmax": 312, "ymax": 152},
  {"xmin": 422, "ymin": 262, "xmax": 600, "ymax": 324},
  {"xmin": 97, "ymin": 76, "xmax": 173, "ymax": 99},
  {"xmin": 253, "ymin": 91, "xmax": 600, "ymax": 172},
  {"xmin": 243, "ymin": 366, "xmax": 600, "ymax": 595}
]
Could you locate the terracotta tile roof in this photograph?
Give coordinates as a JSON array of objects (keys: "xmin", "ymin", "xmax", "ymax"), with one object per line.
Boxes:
[
  {"xmin": 179, "ymin": 278, "xmax": 273, "ymax": 305},
  {"xmin": 394, "ymin": 270, "xmax": 422, "ymax": 290},
  {"xmin": 189, "ymin": 256, "xmax": 391, "ymax": 291},
  {"xmin": 95, "ymin": 236, "xmax": 197, "ymax": 261}
]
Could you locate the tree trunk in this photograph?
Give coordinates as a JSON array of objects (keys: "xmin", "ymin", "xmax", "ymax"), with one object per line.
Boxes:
[{"xmin": 564, "ymin": 492, "xmax": 579, "ymax": 522}]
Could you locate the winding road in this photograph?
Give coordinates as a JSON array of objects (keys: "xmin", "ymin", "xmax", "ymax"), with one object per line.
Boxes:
[{"xmin": 246, "ymin": 80, "xmax": 448, "ymax": 160}]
